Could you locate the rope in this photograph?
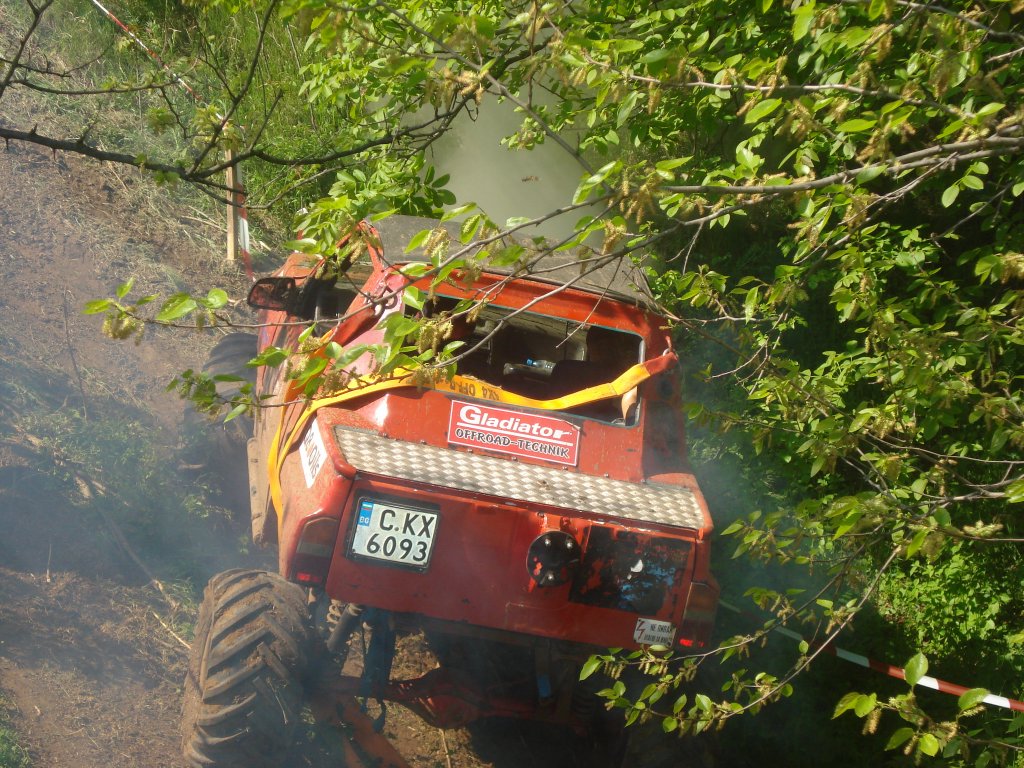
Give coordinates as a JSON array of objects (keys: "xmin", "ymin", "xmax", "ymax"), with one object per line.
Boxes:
[{"xmin": 719, "ymin": 600, "xmax": 1024, "ymax": 713}]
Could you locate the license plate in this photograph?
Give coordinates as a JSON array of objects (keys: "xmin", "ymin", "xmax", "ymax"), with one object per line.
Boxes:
[{"xmin": 350, "ymin": 498, "xmax": 438, "ymax": 568}]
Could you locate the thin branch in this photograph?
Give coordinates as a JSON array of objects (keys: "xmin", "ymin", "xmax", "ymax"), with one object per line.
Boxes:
[{"xmin": 662, "ymin": 134, "xmax": 1024, "ymax": 197}]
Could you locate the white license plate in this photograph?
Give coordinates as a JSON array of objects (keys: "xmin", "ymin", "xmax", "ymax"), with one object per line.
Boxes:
[{"xmin": 350, "ymin": 498, "xmax": 438, "ymax": 568}]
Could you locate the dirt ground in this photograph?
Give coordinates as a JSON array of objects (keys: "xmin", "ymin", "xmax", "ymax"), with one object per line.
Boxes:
[
  {"xmin": 0, "ymin": 141, "xmax": 619, "ymax": 768},
  {"xmin": 0, "ymin": 138, "xmax": 242, "ymax": 768}
]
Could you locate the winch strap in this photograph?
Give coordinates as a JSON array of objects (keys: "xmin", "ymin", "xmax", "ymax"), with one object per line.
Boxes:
[{"xmin": 267, "ymin": 352, "xmax": 678, "ymax": 528}]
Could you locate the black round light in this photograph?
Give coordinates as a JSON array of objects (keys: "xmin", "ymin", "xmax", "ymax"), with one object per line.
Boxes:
[{"xmin": 526, "ymin": 531, "xmax": 580, "ymax": 587}]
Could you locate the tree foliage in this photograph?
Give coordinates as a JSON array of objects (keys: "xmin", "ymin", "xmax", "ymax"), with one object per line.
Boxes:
[{"xmin": 4, "ymin": 0, "xmax": 1024, "ymax": 762}]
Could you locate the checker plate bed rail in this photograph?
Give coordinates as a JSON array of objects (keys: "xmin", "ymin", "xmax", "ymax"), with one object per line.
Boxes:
[{"xmin": 333, "ymin": 426, "xmax": 704, "ymax": 530}]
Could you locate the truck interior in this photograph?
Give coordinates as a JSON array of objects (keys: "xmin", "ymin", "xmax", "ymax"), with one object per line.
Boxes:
[{"xmin": 418, "ymin": 296, "xmax": 644, "ymax": 424}]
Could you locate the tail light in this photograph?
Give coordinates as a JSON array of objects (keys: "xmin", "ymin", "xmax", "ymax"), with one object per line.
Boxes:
[
  {"xmin": 678, "ymin": 579, "xmax": 719, "ymax": 649},
  {"xmin": 292, "ymin": 517, "xmax": 340, "ymax": 587}
]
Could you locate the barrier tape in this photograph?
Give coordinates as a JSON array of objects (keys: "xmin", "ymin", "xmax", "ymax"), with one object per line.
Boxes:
[
  {"xmin": 720, "ymin": 600, "xmax": 1024, "ymax": 713},
  {"xmin": 232, "ymin": 162, "xmax": 255, "ymax": 281},
  {"xmin": 87, "ymin": 0, "xmax": 199, "ymax": 101}
]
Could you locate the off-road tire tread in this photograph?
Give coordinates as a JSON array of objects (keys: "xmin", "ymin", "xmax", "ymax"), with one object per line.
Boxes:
[{"xmin": 181, "ymin": 569, "xmax": 315, "ymax": 768}]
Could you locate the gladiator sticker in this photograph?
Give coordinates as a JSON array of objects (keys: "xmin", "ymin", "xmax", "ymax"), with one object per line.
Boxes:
[
  {"xmin": 634, "ymin": 618, "xmax": 676, "ymax": 646},
  {"xmin": 448, "ymin": 401, "xmax": 580, "ymax": 466},
  {"xmin": 299, "ymin": 417, "xmax": 328, "ymax": 487}
]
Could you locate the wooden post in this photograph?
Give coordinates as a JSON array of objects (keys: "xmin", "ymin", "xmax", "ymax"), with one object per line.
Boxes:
[{"xmin": 225, "ymin": 149, "xmax": 237, "ymax": 263}]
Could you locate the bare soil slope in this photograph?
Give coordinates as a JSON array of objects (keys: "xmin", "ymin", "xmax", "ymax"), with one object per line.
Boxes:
[{"xmin": 0, "ymin": 140, "xmax": 241, "ymax": 768}]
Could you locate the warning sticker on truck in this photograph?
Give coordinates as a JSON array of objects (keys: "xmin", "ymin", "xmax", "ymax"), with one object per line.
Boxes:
[
  {"xmin": 633, "ymin": 618, "xmax": 676, "ymax": 646},
  {"xmin": 448, "ymin": 401, "xmax": 580, "ymax": 466}
]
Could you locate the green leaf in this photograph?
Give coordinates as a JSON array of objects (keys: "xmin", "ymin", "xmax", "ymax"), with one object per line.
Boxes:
[
  {"xmin": 792, "ymin": 1, "xmax": 816, "ymax": 41},
  {"xmin": 204, "ymin": 288, "xmax": 229, "ymax": 309},
  {"xmin": 672, "ymin": 693, "xmax": 688, "ymax": 714},
  {"xmin": 849, "ymin": 410, "xmax": 872, "ymax": 432},
  {"xmin": 974, "ymin": 102, "xmax": 1004, "ymax": 118},
  {"xmin": 906, "ymin": 528, "xmax": 929, "ymax": 557},
  {"xmin": 918, "ymin": 733, "xmax": 939, "ymax": 757},
  {"xmin": 580, "ymin": 656, "xmax": 602, "ymax": 680},
  {"xmin": 961, "ymin": 175, "xmax": 984, "ymax": 191},
  {"xmin": 283, "ymin": 238, "xmax": 317, "ymax": 252},
  {"xmin": 403, "ymin": 286, "xmax": 426, "ymax": 311},
  {"xmin": 745, "ymin": 98, "xmax": 783, "ymax": 124},
  {"xmin": 156, "ymin": 293, "xmax": 198, "ymax": 323},
  {"xmin": 643, "ymin": 49, "xmax": 670, "ymax": 65},
  {"xmin": 941, "ymin": 185, "xmax": 960, "ymax": 207},
  {"xmin": 885, "ymin": 727, "xmax": 915, "ymax": 750},
  {"xmin": 854, "ymin": 693, "xmax": 877, "ymax": 717},
  {"xmin": 223, "ymin": 402, "xmax": 248, "ymax": 422},
  {"xmin": 974, "ymin": 253, "xmax": 1002, "ymax": 283},
  {"xmin": 115, "ymin": 279, "xmax": 134, "ymax": 299},
  {"xmin": 905, "ymin": 652, "xmax": 928, "ymax": 686},
  {"xmin": 1007, "ymin": 479, "xmax": 1024, "ymax": 503},
  {"xmin": 251, "ymin": 347, "xmax": 287, "ymax": 367},
  {"xmin": 957, "ymin": 688, "xmax": 989, "ymax": 711},
  {"xmin": 616, "ymin": 91, "xmax": 640, "ymax": 128},
  {"xmin": 405, "ymin": 228, "xmax": 432, "ymax": 251},
  {"xmin": 83, "ymin": 298, "xmax": 113, "ymax": 315},
  {"xmin": 833, "ymin": 692, "xmax": 860, "ymax": 718},
  {"xmin": 837, "ymin": 118, "xmax": 876, "ymax": 133},
  {"xmin": 856, "ymin": 165, "xmax": 885, "ymax": 184},
  {"xmin": 440, "ymin": 204, "xmax": 477, "ymax": 223}
]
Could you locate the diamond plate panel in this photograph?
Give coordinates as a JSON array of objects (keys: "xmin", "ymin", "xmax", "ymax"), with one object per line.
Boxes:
[{"xmin": 333, "ymin": 426, "xmax": 705, "ymax": 530}]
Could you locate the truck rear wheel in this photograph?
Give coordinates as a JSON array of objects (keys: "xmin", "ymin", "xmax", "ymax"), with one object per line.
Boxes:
[
  {"xmin": 181, "ymin": 332, "xmax": 257, "ymax": 513},
  {"xmin": 181, "ymin": 569, "xmax": 315, "ymax": 768}
]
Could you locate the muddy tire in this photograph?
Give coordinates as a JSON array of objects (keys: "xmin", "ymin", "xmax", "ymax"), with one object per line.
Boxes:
[
  {"xmin": 181, "ymin": 569, "xmax": 315, "ymax": 768},
  {"xmin": 181, "ymin": 333, "xmax": 257, "ymax": 512},
  {"xmin": 191, "ymin": 332, "xmax": 257, "ymax": 445}
]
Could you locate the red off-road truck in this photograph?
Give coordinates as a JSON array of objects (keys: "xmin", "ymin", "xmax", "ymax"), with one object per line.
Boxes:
[{"xmin": 180, "ymin": 216, "xmax": 718, "ymax": 767}]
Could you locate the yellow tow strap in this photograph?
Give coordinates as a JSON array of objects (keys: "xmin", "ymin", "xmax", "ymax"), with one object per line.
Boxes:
[{"xmin": 267, "ymin": 355, "xmax": 675, "ymax": 534}]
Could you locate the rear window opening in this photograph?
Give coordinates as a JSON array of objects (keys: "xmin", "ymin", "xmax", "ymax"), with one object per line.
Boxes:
[{"xmin": 417, "ymin": 297, "xmax": 644, "ymax": 424}]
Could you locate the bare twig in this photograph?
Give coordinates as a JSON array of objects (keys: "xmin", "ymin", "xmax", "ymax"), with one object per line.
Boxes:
[
  {"xmin": 151, "ymin": 610, "xmax": 190, "ymax": 652},
  {"xmin": 439, "ymin": 729, "xmax": 453, "ymax": 768}
]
